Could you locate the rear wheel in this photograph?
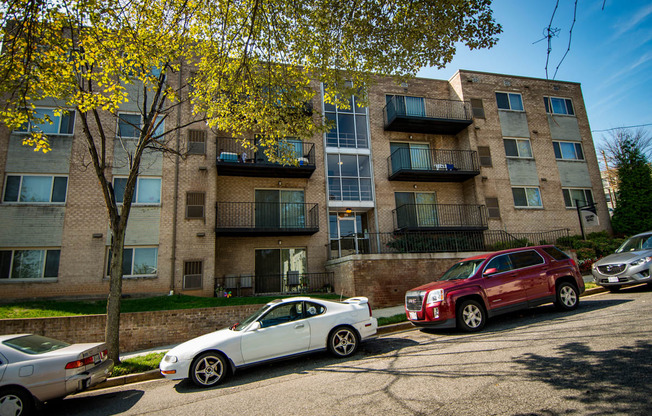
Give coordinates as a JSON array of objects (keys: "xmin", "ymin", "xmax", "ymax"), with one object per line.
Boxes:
[
  {"xmin": 189, "ymin": 352, "xmax": 228, "ymax": 388},
  {"xmin": 456, "ymin": 300, "xmax": 486, "ymax": 332},
  {"xmin": 556, "ymin": 282, "xmax": 579, "ymax": 310},
  {"xmin": 328, "ymin": 326, "xmax": 359, "ymax": 358},
  {"xmin": 0, "ymin": 388, "xmax": 34, "ymax": 416}
]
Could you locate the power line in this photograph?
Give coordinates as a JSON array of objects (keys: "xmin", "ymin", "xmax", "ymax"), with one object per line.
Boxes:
[{"xmin": 592, "ymin": 123, "xmax": 652, "ymax": 133}]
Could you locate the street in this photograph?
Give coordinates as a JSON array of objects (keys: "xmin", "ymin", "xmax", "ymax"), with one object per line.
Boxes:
[{"xmin": 47, "ymin": 286, "xmax": 652, "ymax": 416}]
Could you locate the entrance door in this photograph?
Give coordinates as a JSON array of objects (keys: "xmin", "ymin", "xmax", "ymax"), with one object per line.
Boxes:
[
  {"xmin": 255, "ymin": 248, "xmax": 307, "ymax": 294},
  {"xmin": 328, "ymin": 213, "xmax": 369, "ymax": 258}
]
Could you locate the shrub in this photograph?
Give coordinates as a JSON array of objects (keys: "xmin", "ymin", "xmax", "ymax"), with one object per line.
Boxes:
[{"xmin": 576, "ymin": 247, "xmax": 596, "ymax": 260}]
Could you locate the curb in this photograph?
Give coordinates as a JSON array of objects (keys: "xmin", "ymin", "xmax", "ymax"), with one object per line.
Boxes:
[{"xmin": 93, "ymin": 285, "xmax": 607, "ymax": 391}]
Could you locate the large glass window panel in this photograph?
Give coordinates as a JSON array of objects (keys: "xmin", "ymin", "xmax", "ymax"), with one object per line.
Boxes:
[
  {"xmin": 329, "ymin": 214, "xmax": 338, "ymax": 239},
  {"xmin": 337, "ymin": 114, "xmax": 355, "ymax": 147},
  {"xmin": 60, "ymin": 111, "xmax": 75, "ymax": 134},
  {"xmin": 395, "ymin": 192, "xmax": 416, "ymax": 228},
  {"xmin": 416, "ymin": 193, "xmax": 438, "ymax": 227},
  {"xmin": 113, "ymin": 178, "xmax": 130, "ymax": 203},
  {"xmin": 560, "ymin": 142, "xmax": 578, "ymax": 159},
  {"xmin": 327, "ymin": 154, "xmax": 340, "ymax": 176},
  {"xmin": 255, "ymin": 190, "xmax": 280, "ymax": 228},
  {"xmin": 325, "ymin": 113, "xmax": 338, "ymax": 147},
  {"xmin": 508, "ymin": 94, "xmax": 524, "ymax": 111},
  {"xmin": 553, "ymin": 142, "xmax": 562, "ymax": 159},
  {"xmin": 3, "ymin": 176, "xmax": 20, "ymax": 202},
  {"xmin": 358, "ymin": 155, "xmax": 371, "ymax": 177},
  {"xmin": 133, "ymin": 247, "xmax": 158, "ymax": 275},
  {"xmin": 410, "ymin": 144, "xmax": 431, "ymax": 170},
  {"xmin": 11, "ymin": 250, "xmax": 44, "ymax": 279},
  {"xmin": 495, "ymin": 93, "xmax": 510, "ymax": 110},
  {"xmin": 137, "ymin": 178, "xmax": 161, "ymax": 204},
  {"xmin": 118, "ymin": 114, "xmax": 140, "ymax": 138},
  {"xmin": 517, "ymin": 140, "xmax": 533, "ymax": 158},
  {"xmin": 405, "ymin": 96, "xmax": 425, "ymax": 117},
  {"xmin": 328, "ymin": 178, "xmax": 341, "ymax": 200},
  {"xmin": 359, "ymin": 178, "xmax": 372, "ymax": 201},
  {"xmin": 526, "ymin": 188, "xmax": 543, "ymax": 207},
  {"xmin": 44, "ymin": 250, "xmax": 60, "ymax": 278},
  {"xmin": 551, "ymin": 98, "xmax": 566, "ymax": 114},
  {"xmin": 339, "ymin": 154, "xmax": 358, "ymax": 177},
  {"xmin": 341, "ymin": 178, "xmax": 359, "ymax": 200},
  {"xmin": 31, "ymin": 108, "xmax": 59, "ymax": 134},
  {"xmin": 512, "ymin": 188, "xmax": 528, "ymax": 207},
  {"xmin": 355, "ymin": 115, "xmax": 368, "ymax": 148},
  {"xmin": 20, "ymin": 176, "xmax": 51, "ymax": 202},
  {"xmin": 281, "ymin": 190, "xmax": 305, "ymax": 228},
  {"xmin": 390, "ymin": 143, "xmax": 410, "ymax": 173},
  {"xmin": 504, "ymin": 139, "xmax": 518, "ymax": 157},
  {"xmin": 52, "ymin": 177, "xmax": 68, "ymax": 202}
]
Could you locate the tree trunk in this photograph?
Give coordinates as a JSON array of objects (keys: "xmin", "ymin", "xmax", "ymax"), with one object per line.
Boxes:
[{"xmin": 106, "ymin": 226, "xmax": 126, "ymax": 364}]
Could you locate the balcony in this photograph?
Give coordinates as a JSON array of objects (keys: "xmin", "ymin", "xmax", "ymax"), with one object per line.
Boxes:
[
  {"xmin": 215, "ymin": 202, "xmax": 319, "ymax": 236},
  {"xmin": 383, "ymin": 96, "xmax": 473, "ymax": 135},
  {"xmin": 216, "ymin": 137, "xmax": 316, "ymax": 178},
  {"xmin": 387, "ymin": 148, "xmax": 480, "ymax": 182},
  {"xmin": 392, "ymin": 204, "xmax": 488, "ymax": 232}
]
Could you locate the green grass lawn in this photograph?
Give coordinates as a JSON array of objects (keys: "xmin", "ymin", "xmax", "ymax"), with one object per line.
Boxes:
[
  {"xmin": 0, "ymin": 293, "xmax": 341, "ymax": 319},
  {"xmin": 112, "ymin": 352, "xmax": 166, "ymax": 377}
]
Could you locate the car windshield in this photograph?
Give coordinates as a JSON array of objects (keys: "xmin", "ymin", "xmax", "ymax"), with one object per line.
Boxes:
[
  {"xmin": 230, "ymin": 304, "xmax": 274, "ymax": 331},
  {"xmin": 616, "ymin": 234, "xmax": 652, "ymax": 253},
  {"xmin": 3, "ymin": 334, "xmax": 70, "ymax": 355},
  {"xmin": 438, "ymin": 259, "xmax": 486, "ymax": 281}
]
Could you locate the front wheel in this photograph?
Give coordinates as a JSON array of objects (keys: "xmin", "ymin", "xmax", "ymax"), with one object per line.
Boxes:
[
  {"xmin": 556, "ymin": 282, "xmax": 579, "ymax": 311},
  {"xmin": 456, "ymin": 300, "xmax": 486, "ymax": 332},
  {"xmin": 190, "ymin": 352, "xmax": 228, "ymax": 388},
  {"xmin": 328, "ymin": 326, "xmax": 359, "ymax": 358},
  {"xmin": 0, "ymin": 388, "xmax": 35, "ymax": 416}
]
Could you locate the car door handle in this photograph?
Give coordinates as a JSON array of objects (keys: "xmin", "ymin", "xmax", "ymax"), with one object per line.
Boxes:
[{"xmin": 294, "ymin": 323, "xmax": 305, "ymax": 329}]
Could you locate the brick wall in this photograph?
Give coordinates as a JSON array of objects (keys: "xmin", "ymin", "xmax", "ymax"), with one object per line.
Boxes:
[{"xmin": 0, "ymin": 304, "xmax": 261, "ymax": 353}]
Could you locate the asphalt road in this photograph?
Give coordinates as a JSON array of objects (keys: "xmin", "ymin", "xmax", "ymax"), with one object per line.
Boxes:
[{"xmin": 46, "ymin": 285, "xmax": 652, "ymax": 416}]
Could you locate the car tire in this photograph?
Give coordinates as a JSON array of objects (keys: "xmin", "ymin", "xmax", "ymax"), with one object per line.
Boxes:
[
  {"xmin": 556, "ymin": 281, "xmax": 580, "ymax": 311},
  {"xmin": 189, "ymin": 351, "xmax": 228, "ymax": 388},
  {"xmin": 0, "ymin": 388, "xmax": 35, "ymax": 416},
  {"xmin": 456, "ymin": 300, "xmax": 486, "ymax": 332},
  {"xmin": 328, "ymin": 326, "xmax": 359, "ymax": 358},
  {"xmin": 607, "ymin": 286, "xmax": 621, "ymax": 293}
]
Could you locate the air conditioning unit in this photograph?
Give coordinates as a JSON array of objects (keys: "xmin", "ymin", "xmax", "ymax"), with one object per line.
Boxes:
[{"xmin": 183, "ymin": 274, "xmax": 202, "ymax": 290}]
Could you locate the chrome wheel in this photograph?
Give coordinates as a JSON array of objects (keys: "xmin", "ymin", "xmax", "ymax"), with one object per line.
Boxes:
[
  {"xmin": 556, "ymin": 282, "xmax": 579, "ymax": 311},
  {"xmin": 190, "ymin": 352, "xmax": 227, "ymax": 387},
  {"xmin": 456, "ymin": 300, "xmax": 486, "ymax": 332},
  {"xmin": 462, "ymin": 304, "xmax": 482, "ymax": 328},
  {"xmin": 328, "ymin": 327, "xmax": 358, "ymax": 357}
]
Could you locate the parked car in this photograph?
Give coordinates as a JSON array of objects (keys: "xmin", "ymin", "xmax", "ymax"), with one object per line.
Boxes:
[
  {"xmin": 405, "ymin": 245, "xmax": 584, "ymax": 332},
  {"xmin": 160, "ymin": 296, "xmax": 377, "ymax": 387},
  {"xmin": 591, "ymin": 231, "xmax": 652, "ymax": 292},
  {"xmin": 0, "ymin": 334, "xmax": 113, "ymax": 416}
]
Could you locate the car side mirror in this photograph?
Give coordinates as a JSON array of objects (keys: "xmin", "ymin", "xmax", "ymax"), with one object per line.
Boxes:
[
  {"xmin": 248, "ymin": 321, "xmax": 261, "ymax": 331},
  {"xmin": 483, "ymin": 268, "xmax": 498, "ymax": 276}
]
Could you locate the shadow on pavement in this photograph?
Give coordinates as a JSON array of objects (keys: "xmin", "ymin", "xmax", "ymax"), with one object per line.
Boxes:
[{"xmin": 42, "ymin": 389, "xmax": 144, "ymax": 416}]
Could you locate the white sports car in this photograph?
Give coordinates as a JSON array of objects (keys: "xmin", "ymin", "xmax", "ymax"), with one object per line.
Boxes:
[{"xmin": 160, "ymin": 296, "xmax": 377, "ymax": 387}]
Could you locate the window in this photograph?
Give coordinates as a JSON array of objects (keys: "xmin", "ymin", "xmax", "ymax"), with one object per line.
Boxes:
[
  {"xmin": 495, "ymin": 92, "xmax": 524, "ymax": 111},
  {"xmin": 329, "ymin": 212, "xmax": 370, "ymax": 258},
  {"xmin": 107, "ymin": 247, "xmax": 158, "ymax": 277},
  {"xmin": 183, "ymin": 260, "xmax": 203, "ymax": 290},
  {"xmin": 512, "ymin": 187, "xmax": 542, "ymax": 208},
  {"xmin": 542, "ymin": 246, "xmax": 570, "ymax": 261},
  {"xmin": 395, "ymin": 192, "xmax": 438, "ymax": 228},
  {"xmin": 385, "ymin": 95, "xmax": 426, "ymax": 117},
  {"xmin": 486, "ymin": 197, "xmax": 500, "ymax": 219},
  {"xmin": 504, "ymin": 138, "xmax": 533, "ymax": 158},
  {"xmin": 327, "ymin": 154, "xmax": 372, "ymax": 201},
  {"xmin": 255, "ymin": 189, "xmax": 306, "ymax": 228},
  {"xmin": 260, "ymin": 302, "xmax": 304, "ymax": 328},
  {"xmin": 471, "ymin": 98, "xmax": 485, "ymax": 118},
  {"xmin": 553, "ymin": 141, "xmax": 584, "ymax": 161},
  {"xmin": 3, "ymin": 175, "xmax": 68, "ymax": 203},
  {"xmin": 477, "ymin": 146, "xmax": 492, "ymax": 167},
  {"xmin": 562, "ymin": 188, "xmax": 594, "ymax": 208},
  {"xmin": 485, "ymin": 255, "xmax": 513, "ymax": 274},
  {"xmin": 509, "ymin": 250, "xmax": 544, "ymax": 269},
  {"xmin": 389, "ymin": 142, "xmax": 431, "ymax": 173},
  {"xmin": 0, "ymin": 249, "xmax": 60, "ymax": 280},
  {"xmin": 323, "ymin": 85, "xmax": 368, "ymax": 148},
  {"xmin": 113, "ymin": 177, "xmax": 161, "ymax": 204},
  {"xmin": 14, "ymin": 108, "xmax": 75, "ymax": 135},
  {"xmin": 544, "ymin": 96, "xmax": 574, "ymax": 115},
  {"xmin": 117, "ymin": 113, "xmax": 165, "ymax": 139},
  {"xmin": 187, "ymin": 130, "xmax": 207, "ymax": 155},
  {"xmin": 186, "ymin": 192, "xmax": 205, "ymax": 219}
]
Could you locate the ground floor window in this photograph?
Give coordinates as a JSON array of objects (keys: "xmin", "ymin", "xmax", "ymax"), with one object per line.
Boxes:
[
  {"xmin": 107, "ymin": 246, "xmax": 158, "ymax": 277},
  {"xmin": 254, "ymin": 248, "xmax": 306, "ymax": 293},
  {"xmin": 562, "ymin": 188, "xmax": 594, "ymax": 208},
  {"xmin": 0, "ymin": 249, "xmax": 60, "ymax": 280},
  {"xmin": 329, "ymin": 212, "xmax": 370, "ymax": 258}
]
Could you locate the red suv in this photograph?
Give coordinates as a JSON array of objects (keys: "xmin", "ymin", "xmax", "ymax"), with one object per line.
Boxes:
[{"xmin": 405, "ymin": 245, "xmax": 584, "ymax": 332}]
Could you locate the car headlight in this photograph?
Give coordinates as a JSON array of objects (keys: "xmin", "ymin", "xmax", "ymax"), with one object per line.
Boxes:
[
  {"xmin": 630, "ymin": 257, "xmax": 652, "ymax": 267},
  {"xmin": 163, "ymin": 355, "xmax": 178, "ymax": 363},
  {"xmin": 426, "ymin": 289, "xmax": 444, "ymax": 305}
]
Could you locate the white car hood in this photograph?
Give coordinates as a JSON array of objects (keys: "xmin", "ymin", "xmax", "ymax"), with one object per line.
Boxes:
[{"xmin": 167, "ymin": 328, "xmax": 240, "ymax": 360}]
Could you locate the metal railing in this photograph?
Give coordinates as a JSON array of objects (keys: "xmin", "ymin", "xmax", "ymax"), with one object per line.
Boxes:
[
  {"xmin": 215, "ymin": 272, "xmax": 334, "ymax": 297},
  {"xmin": 388, "ymin": 148, "xmax": 479, "ymax": 175},
  {"xmin": 216, "ymin": 202, "xmax": 319, "ymax": 231},
  {"xmin": 383, "ymin": 96, "xmax": 472, "ymax": 126},
  {"xmin": 216, "ymin": 136, "xmax": 315, "ymax": 167},
  {"xmin": 392, "ymin": 204, "xmax": 487, "ymax": 230},
  {"xmin": 326, "ymin": 229, "xmax": 572, "ymax": 259}
]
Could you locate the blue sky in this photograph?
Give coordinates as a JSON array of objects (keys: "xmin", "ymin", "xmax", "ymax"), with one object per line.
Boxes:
[{"xmin": 418, "ymin": 0, "xmax": 652, "ymax": 150}]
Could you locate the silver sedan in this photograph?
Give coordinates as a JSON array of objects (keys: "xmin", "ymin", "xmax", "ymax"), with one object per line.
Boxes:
[{"xmin": 0, "ymin": 334, "xmax": 114, "ymax": 416}]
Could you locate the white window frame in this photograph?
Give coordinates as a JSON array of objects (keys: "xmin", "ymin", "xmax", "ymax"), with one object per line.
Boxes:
[
  {"xmin": 112, "ymin": 176, "xmax": 161, "ymax": 205},
  {"xmin": 106, "ymin": 246, "xmax": 158, "ymax": 278},
  {"xmin": 13, "ymin": 107, "xmax": 75, "ymax": 135},
  {"xmin": 2, "ymin": 174, "xmax": 68, "ymax": 204},
  {"xmin": 495, "ymin": 92, "xmax": 524, "ymax": 111},
  {"xmin": 562, "ymin": 188, "xmax": 594, "ymax": 208},
  {"xmin": 503, "ymin": 138, "xmax": 533, "ymax": 159},
  {"xmin": 0, "ymin": 248, "xmax": 61, "ymax": 281},
  {"xmin": 553, "ymin": 141, "xmax": 584, "ymax": 161},
  {"xmin": 512, "ymin": 187, "xmax": 543, "ymax": 208},
  {"xmin": 544, "ymin": 96, "xmax": 575, "ymax": 116}
]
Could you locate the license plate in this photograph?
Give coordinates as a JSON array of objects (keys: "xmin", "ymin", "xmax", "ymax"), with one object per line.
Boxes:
[
  {"xmin": 409, "ymin": 312, "xmax": 417, "ymax": 320},
  {"xmin": 93, "ymin": 354, "xmax": 100, "ymax": 364},
  {"xmin": 608, "ymin": 277, "xmax": 619, "ymax": 283}
]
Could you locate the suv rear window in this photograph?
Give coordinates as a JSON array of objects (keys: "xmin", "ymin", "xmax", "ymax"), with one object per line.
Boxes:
[
  {"xmin": 542, "ymin": 246, "xmax": 570, "ymax": 261},
  {"xmin": 510, "ymin": 250, "xmax": 544, "ymax": 269}
]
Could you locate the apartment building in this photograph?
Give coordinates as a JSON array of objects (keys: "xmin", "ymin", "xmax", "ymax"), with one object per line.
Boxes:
[{"xmin": 0, "ymin": 69, "xmax": 610, "ymax": 301}]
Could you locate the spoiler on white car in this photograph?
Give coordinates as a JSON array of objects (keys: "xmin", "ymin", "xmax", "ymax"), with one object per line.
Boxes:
[{"xmin": 342, "ymin": 297, "xmax": 369, "ymax": 304}]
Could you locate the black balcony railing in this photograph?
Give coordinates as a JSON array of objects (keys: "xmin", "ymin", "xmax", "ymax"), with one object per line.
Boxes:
[
  {"xmin": 392, "ymin": 203, "xmax": 488, "ymax": 231},
  {"xmin": 216, "ymin": 272, "xmax": 334, "ymax": 296},
  {"xmin": 326, "ymin": 229, "xmax": 571, "ymax": 259},
  {"xmin": 216, "ymin": 137, "xmax": 316, "ymax": 178},
  {"xmin": 215, "ymin": 201, "xmax": 319, "ymax": 235},
  {"xmin": 388, "ymin": 148, "xmax": 480, "ymax": 182},
  {"xmin": 383, "ymin": 96, "xmax": 473, "ymax": 134}
]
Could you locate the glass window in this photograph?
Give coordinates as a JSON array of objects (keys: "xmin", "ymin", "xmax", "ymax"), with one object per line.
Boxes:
[
  {"xmin": 485, "ymin": 255, "xmax": 513, "ymax": 274},
  {"xmin": 512, "ymin": 187, "xmax": 542, "ymax": 208},
  {"xmin": 113, "ymin": 177, "xmax": 161, "ymax": 204},
  {"xmin": 118, "ymin": 114, "xmax": 141, "ymax": 138},
  {"xmin": 509, "ymin": 250, "xmax": 544, "ymax": 269},
  {"xmin": 322, "ymin": 85, "xmax": 368, "ymax": 149},
  {"xmin": 3, "ymin": 335, "xmax": 70, "ymax": 355},
  {"xmin": 504, "ymin": 138, "xmax": 532, "ymax": 158},
  {"xmin": 327, "ymin": 154, "xmax": 372, "ymax": 201},
  {"xmin": 553, "ymin": 141, "xmax": 584, "ymax": 161},
  {"xmin": 496, "ymin": 92, "xmax": 523, "ymax": 111},
  {"xmin": 107, "ymin": 247, "xmax": 158, "ymax": 277},
  {"xmin": 14, "ymin": 108, "xmax": 75, "ymax": 135},
  {"xmin": 0, "ymin": 249, "xmax": 60, "ymax": 280},
  {"xmin": 562, "ymin": 188, "xmax": 594, "ymax": 208},
  {"xmin": 2, "ymin": 175, "xmax": 68, "ymax": 203},
  {"xmin": 544, "ymin": 96, "xmax": 575, "ymax": 115},
  {"xmin": 542, "ymin": 246, "xmax": 570, "ymax": 261}
]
